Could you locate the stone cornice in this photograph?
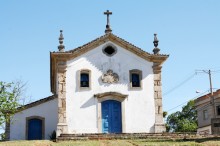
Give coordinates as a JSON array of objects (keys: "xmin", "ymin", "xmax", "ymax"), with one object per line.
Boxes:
[
  {"xmin": 57, "ymin": 61, "xmax": 67, "ymax": 73},
  {"xmin": 153, "ymin": 63, "xmax": 163, "ymax": 74},
  {"xmin": 50, "ymin": 33, "xmax": 169, "ymax": 63},
  {"xmin": 94, "ymin": 92, "xmax": 128, "ymax": 99}
]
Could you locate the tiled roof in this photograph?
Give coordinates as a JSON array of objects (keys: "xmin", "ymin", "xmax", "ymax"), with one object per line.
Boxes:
[
  {"xmin": 195, "ymin": 89, "xmax": 220, "ymax": 103},
  {"xmin": 17, "ymin": 95, "xmax": 57, "ymax": 112},
  {"xmin": 61, "ymin": 33, "xmax": 168, "ymax": 57}
]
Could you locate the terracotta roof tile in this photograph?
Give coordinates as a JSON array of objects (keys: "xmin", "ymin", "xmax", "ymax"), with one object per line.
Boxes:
[
  {"xmin": 17, "ymin": 95, "xmax": 57, "ymax": 112},
  {"xmin": 195, "ymin": 89, "xmax": 220, "ymax": 103},
  {"xmin": 62, "ymin": 33, "xmax": 168, "ymax": 57}
]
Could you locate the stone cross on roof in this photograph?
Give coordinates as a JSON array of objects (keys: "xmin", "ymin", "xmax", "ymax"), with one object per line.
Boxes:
[{"xmin": 104, "ymin": 10, "xmax": 112, "ymax": 34}]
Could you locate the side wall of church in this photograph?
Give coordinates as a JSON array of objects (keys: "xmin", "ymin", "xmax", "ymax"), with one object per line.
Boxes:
[
  {"xmin": 65, "ymin": 41, "xmax": 156, "ymax": 133},
  {"xmin": 10, "ymin": 98, "xmax": 58, "ymax": 140}
]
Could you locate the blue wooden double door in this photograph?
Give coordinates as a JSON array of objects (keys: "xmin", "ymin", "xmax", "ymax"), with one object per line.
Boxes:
[
  {"xmin": 28, "ymin": 118, "xmax": 43, "ymax": 140},
  {"xmin": 102, "ymin": 100, "xmax": 122, "ymax": 133}
]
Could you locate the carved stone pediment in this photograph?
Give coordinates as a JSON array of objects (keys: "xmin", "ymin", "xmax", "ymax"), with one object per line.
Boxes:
[{"xmin": 102, "ymin": 69, "xmax": 119, "ymax": 84}]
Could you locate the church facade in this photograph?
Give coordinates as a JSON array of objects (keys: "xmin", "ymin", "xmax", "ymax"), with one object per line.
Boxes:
[{"xmin": 8, "ymin": 11, "xmax": 168, "ymax": 140}]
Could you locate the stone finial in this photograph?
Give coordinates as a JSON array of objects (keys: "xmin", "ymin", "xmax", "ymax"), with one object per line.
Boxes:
[
  {"xmin": 104, "ymin": 10, "xmax": 112, "ymax": 34},
  {"xmin": 58, "ymin": 30, "xmax": 65, "ymax": 52},
  {"xmin": 153, "ymin": 33, "xmax": 160, "ymax": 54}
]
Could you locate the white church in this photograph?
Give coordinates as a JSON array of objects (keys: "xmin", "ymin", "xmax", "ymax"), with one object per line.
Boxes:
[{"xmin": 7, "ymin": 10, "xmax": 169, "ymax": 140}]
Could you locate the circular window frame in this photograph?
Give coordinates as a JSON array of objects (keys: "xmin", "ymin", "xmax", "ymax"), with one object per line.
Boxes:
[{"xmin": 102, "ymin": 44, "xmax": 117, "ymax": 57}]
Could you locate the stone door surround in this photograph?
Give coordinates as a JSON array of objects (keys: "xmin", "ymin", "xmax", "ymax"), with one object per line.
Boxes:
[{"xmin": 94, "ymin": 92, "xmax": 128, "ymax": 133}]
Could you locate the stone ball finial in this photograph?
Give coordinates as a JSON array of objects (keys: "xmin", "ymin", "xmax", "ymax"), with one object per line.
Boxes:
[
  {"xmin": 58, "ymin": 30, "xmax": 65, "ymax": 52},
  {"xmin": 153, "ymin": 33, "xmax": 160, "ymax": 54},
  {"xmin": 153, "ymin": 33, "xmax": 159, "ymax": 47}
]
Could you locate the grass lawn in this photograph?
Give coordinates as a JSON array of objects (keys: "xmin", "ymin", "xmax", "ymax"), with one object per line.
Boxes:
[{"xmin": 0, "ymin": 139, "xmax": 220, "ymax": 146}]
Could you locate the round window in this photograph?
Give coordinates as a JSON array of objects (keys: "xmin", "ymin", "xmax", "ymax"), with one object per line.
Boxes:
[{"xmin": 103, "ymin": 45, "xmax": 117, "ymax": 56}]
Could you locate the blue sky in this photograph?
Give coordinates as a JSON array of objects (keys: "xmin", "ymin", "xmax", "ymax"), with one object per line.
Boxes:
[{"xmin": 1, "ymin": 0, "xmax": 220, "ymax": 114}]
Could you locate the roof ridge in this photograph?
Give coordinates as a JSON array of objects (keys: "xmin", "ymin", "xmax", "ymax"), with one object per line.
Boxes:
[
  {"xmin": 53, "ymin": 33, "xmax": 168, "ymax": 57},
  {"xmin": 17, "ymin": 95, "xmax": 57, "ymax": 112},
  {"xmin": 195, "ymin": 89, "xmax": 220, "ymax": 102},
  {"xmin": 66, "ymin": 33, "xmax": 110, "ymax": 53},
  {"xmin": 110, "ymin": 33, "xmax": 169, "ymax": 57},
  {"xmin": 110, "ymin": 34, "xmax": 151, "ymax": 55},
  {"xmin": 64, "ymin": 33, "xmax": 169, "ymax": 57}
]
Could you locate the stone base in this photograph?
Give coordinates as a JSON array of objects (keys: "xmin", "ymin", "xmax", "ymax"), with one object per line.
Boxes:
[
  {"xmin": 57, "ymin": 132, "xmax": 203, "ymax": 141},
  {"xmin": 211, "ymin": 118, "xmax": 220, "ymax": 135},
  {"xmin": 57, "ymin": 123, "xmax": 68, "ymax": 137},
  {"xmin": 154, "ymin": 123, "xmax": 166, "ymax": 133}
]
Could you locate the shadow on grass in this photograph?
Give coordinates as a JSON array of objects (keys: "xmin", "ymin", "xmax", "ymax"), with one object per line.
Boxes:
[{"xmin": 195, "ymin": 137, "xmax": 220, "ymax": 143}]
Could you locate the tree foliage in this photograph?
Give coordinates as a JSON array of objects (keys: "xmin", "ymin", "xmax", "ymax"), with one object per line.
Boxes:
[
  {"xmin": 0, "ymin": 81, "xmax": 25, "ymax": 126},
  {"xmin": 166, "ymin": 100, "xmax": 197, "ymax": 132},
  {"xmin": 163, "ymin": 111, "xmax": 168, "ymax": 118}
]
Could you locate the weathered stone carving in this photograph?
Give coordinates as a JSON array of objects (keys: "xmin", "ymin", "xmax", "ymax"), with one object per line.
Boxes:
[
  {"xmin": 153, "ymin": 62, "xmax": 166, "ymax": 133},
  {"xmin": 57, "ymin": 61, "xmax": 68, "ymax": 137},
  {"xmin": 58, "ymin": 74, "xmax": 66, "ymax": 93},
  {"xmin": 102, "ymin": 69, "xmax": 119, "ymax": 83}
]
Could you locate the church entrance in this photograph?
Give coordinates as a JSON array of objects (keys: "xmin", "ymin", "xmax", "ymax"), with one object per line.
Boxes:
[
  {"xmin": 101, "ymin": 100, "xmax": 122, "ymax": 133},
  {"xmin": 27, "ymin": 118, "xmax": 43, "ymax": 140}
]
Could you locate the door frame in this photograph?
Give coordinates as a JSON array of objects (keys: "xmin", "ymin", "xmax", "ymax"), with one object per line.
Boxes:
[
  {"xmin": 94, "ymin": 92, "xmax": 128, "ymax": 133},
  {"xmin": 26, "ymin": 116, "xmax": 45, "ymax": 140}
]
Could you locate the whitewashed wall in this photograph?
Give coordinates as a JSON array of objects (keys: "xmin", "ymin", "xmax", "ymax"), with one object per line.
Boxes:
[
  {"xmin": 66, "ymin": 41, "xmax": 155, "ymax": 133},
  {"xmin": 197, "ymin": 126, "xmax": 212, "ymax": 134},
  {"xmin": 10, "ymin": 98, "xmax": 58, "ymax": 140}
]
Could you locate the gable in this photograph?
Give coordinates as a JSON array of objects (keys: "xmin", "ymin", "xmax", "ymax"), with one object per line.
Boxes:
[
  {"xmin": 17, "ymin": 95, "xmax": 57, "ymax": 112},
  {"xmin": 52, "ymin": 33, "xmax": 168, "ymax": 62},
  {"xmin": 67, "ymin": 41, "xmax": 153, "ymax": 73},
  {"xmin": 50, "ymin": 33, "xmax": 169, "ymax": 93}
]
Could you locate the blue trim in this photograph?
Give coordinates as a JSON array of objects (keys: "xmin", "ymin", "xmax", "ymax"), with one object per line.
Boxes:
[
  {"xmin": 28, "ymin": 119, "xmax": 42, "ymax": 140},
  {"xmin": 132, "ymin": 73, "xmax": 140, "ymax": 87},
  {"xmin": 102, "ymin": 100, "xmax": 122, "ymax": 133},
  {"xmin": 80, "ymin": 73, "xmax": 89, "ymax": 87}
]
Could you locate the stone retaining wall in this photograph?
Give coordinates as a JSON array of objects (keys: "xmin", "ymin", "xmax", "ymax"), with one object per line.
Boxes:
[{"xmin": 57, "ymin": 133, "xmax": 217, "ymax": 141}]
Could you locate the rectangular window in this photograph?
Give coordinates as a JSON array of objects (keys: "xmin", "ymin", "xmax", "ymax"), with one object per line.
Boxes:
[
  {"xmin": 79, "ymin": 69, "xmax": 91, "ymax": 89},
  {"xmin": 203, "ymin": 110, "xmax": 208, "ymax": 120},
  {"xmin": 129, "ymin": 69, "xmax": 142, "ymax": 88},
  {"xmin": 80, "ymin": 73, "xmax": 89, "ymax": 87},
  {"xmin": 216, "ymin": 105, "xmax": 220, "ymax": 115},
  {"xmin": 214, "ymin": 123, "xmax": 220, "ymax": 127},
  {"xmin": 132, "ymin": 73, "xmax": 140, "ymax": 87}
]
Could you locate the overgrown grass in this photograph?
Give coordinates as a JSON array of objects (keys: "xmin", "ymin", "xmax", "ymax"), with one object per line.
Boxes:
[{"xmin": 0, "ymin": 139, "xmax": 220, "ymax": 146}]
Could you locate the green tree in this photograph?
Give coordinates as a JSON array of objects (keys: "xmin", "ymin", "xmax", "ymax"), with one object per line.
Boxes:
[
  {"xmin": 163, "ymin": 111, "xmax": 168, "ymax": 118},
  {"xmin": 166, "ymin": 100, "xmax": 197, "ymax": 132},
  {"xmin": 0, "ymin": 81, "xmax": 26, "ymax": 140}
]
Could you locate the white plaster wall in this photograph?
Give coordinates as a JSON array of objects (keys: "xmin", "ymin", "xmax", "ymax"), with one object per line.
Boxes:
[
  {"xmin": 10, "ymin": 98, "xmax": 58, "ymax": 140},
  {"xmin": 197, "ymin": 125, "xmax": 212, "ymax": 135},
  {"xmin": 66, "ymin": 41, "xmax": 155, "ymax": 133}
]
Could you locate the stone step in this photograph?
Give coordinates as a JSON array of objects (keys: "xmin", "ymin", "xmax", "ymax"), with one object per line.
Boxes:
[{"xmin": 57, "ymin": 133, "xmax": 202, "ymax": 141}]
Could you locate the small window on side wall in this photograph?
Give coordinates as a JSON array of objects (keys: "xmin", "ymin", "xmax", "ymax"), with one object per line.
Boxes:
[
  {"xmin": 217, "ymin": 105, "xmax": 220, "ymax": 116},
  {"xmin": 203, "ymin": 110, "xmax": 208, "ymax": 120},
  {"xmin": 130, "ymin": 69, "xmax": 142, "ymax": 88},
  {"xmin": 80, "ymin": 69, "xmax": 91, "ymax": 89}
]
